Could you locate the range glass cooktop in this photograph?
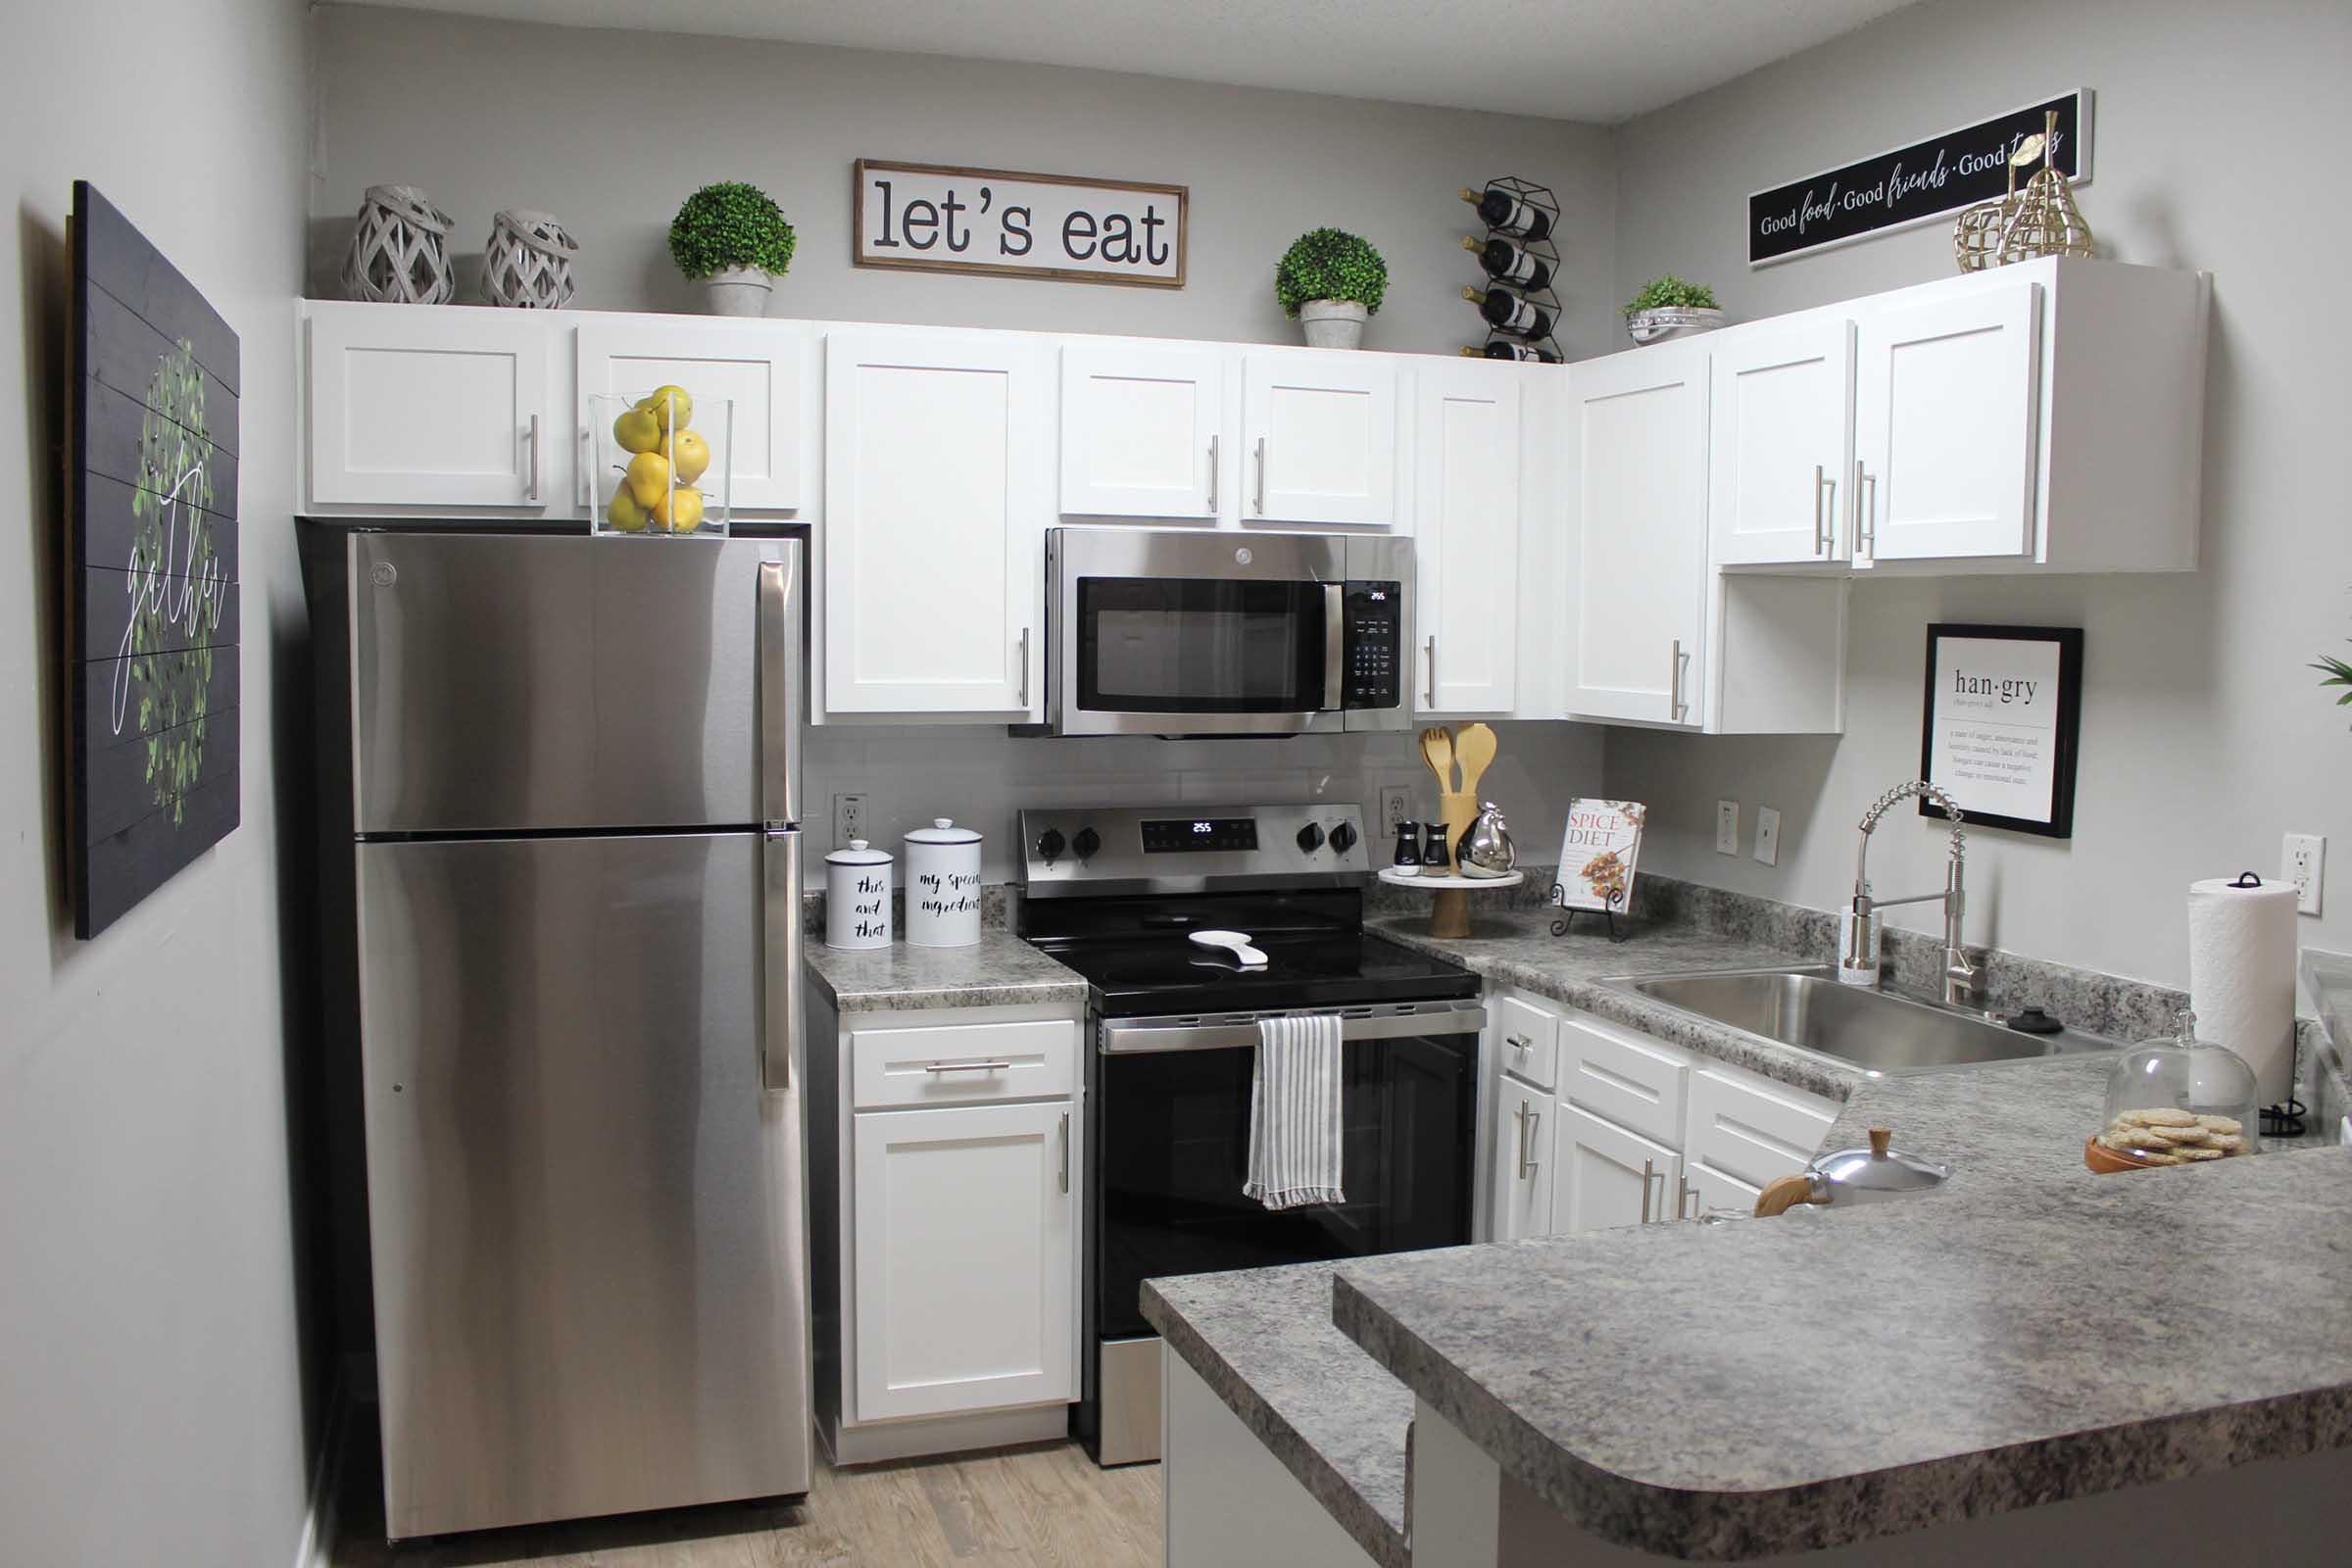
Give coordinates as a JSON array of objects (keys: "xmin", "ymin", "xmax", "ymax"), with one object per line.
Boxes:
[{"xmin": 1034, "ymin": 928, "xmax": 1479, "ymax": 1017}]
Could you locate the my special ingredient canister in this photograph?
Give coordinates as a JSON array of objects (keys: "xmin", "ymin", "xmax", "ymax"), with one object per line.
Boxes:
[
  {"xmin": 904, "ymin": 818, "xmax": 984, "ymax": 948},
  {"xmin": 825, "ymin": 840, "xmax": 893, "ymax": 950}
]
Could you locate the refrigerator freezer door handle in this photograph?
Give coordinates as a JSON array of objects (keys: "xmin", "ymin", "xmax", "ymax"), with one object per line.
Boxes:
[
  {"xmin": 758, "ymin": 556, "xmax": 801, "ymax": 827},
  {"xmin": 761, "ymin": 828, "xmax": 802, "ymax": 1093}
]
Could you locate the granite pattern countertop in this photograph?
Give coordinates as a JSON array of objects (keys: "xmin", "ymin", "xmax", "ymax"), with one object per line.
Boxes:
[
  {"xmin": 1141, "ymin": 1263, "xmax": 1412, "ymax": 1568},
  {"xmin": 801, "ymin": 929, "xmax": 1087, "ymax": 1012},
  {"xmin": 1333, "ymin": 1148, "xmax": 2352, "ymax": 1560}
]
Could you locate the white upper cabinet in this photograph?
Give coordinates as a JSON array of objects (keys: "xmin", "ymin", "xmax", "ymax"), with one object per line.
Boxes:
[
  {"xmin": 1413, "ymin": 361, "xmax": 1522, "ymax": 715},
  {"xmin": 824, "ymin": 330, "xmax": 1045, "ymax": 718},
  {"xmin": 1852, "ymin": 280, "xmax": 2041, "ymax": 564},
  {"xmin": 575, "ymin": 316, "xmax": 806, "ymax": 512},
  {"xmin": 1709, "ymin": 318, "xmax": 1855, "ymax": 566},
  {"xmin": 1241, "ymin": 352, "xmax": 1399, "ymax": 527},
  {"xmin": 307, "ymin": 301, "xmax": 558, "ymax": 510},
  {"xmin": 1564, "ymin": 340, "xmax": 1708, "ymax": 726},
  {"xmin": 1058, "ymin": 345, "xmax": 1224, "ymax": 520}
]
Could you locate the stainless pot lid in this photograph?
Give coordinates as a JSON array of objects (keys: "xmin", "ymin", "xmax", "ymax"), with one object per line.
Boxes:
[{"xmin": 1811, "ymin": 1126, "xmax": 1950, "ymax": 1196}]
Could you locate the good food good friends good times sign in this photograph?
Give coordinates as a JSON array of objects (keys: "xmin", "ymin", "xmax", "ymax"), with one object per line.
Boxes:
[{"xmin": 855, "ymin": 160, "xmax": 1187, "ymax": 287}]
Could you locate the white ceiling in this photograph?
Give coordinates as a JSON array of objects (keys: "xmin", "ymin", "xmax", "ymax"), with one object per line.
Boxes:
[{"xmin": 356, "ymin": 0, "xmax": 1920, "ymax": 123}]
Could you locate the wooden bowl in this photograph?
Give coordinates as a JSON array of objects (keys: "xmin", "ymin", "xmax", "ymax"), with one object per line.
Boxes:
[{"xmin": 2083, "ymin": 1134, "xmax": 2167, "ymax": 1174}]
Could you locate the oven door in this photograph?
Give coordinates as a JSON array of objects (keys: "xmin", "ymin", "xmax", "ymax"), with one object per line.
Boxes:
[
  {"xmin": 1047, "ymin": 528, "xmax": 1348, "ymax": 735},
  {"xmin": 1092, "ymin": 1002, "xmax": 1480, "ymax": 1344}
]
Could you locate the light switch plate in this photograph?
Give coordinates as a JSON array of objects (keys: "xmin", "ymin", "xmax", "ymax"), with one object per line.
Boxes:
[
  {"xmin": 1715, "ymin": 800, "xmax": 1740, "ymax": 856},
  {"xmin": 2284, "ymin": 832, "xmax": 2325, "ymax": 915},
  {"xmin": 1754, "ymin": 807, "xmax": 1782, "ymax": 866},
  {"xmin": 834, "ymin": 792, "xmax": 867, "ymax": 848}
]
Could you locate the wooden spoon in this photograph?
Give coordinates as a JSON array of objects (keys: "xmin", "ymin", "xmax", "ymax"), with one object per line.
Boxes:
[
  {"xmin": 1418, "ymin": 726, "xmax": 1456, "ymax": 794},
  {"xmin": 1453, "ymin": 723, "xmax": 1496, "ymax": 800}
]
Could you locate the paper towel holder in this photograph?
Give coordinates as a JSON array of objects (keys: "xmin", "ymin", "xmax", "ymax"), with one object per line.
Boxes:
[
  {"xmin": 2203, "ymin": 870, "xmax": 2307, "ymax": 1138},
  {"xmin": 2230, "ymin": 871, "xmax": 2265, "ymax": 889}
]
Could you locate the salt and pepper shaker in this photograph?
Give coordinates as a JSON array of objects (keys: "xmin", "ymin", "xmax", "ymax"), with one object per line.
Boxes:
[
  {"xmin": 1391, "ymin": 820, "xmax": 1423, "ymax": 877},
  {"xmin": 1420, "ymin": 820, "xmax": 1452, "ymax": 871}
]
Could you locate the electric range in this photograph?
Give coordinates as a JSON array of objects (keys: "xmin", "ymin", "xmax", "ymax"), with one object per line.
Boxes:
[{"xmin": 1016, "ymin": 803, "xmax": 1483, "ymax": 1467}]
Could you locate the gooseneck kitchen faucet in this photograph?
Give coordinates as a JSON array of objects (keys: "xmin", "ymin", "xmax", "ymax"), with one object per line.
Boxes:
[{"xmin": 1838, "ymin": 780, "xmax": 1984, "ymax": 1010}]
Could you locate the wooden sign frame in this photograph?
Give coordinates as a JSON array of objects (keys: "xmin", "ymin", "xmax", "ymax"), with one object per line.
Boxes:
[{"xmin": 853, "ymin": 159, "xmax": 1188, "ymax": 289}]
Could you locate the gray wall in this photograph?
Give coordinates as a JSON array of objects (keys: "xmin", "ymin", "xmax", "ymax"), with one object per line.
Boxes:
[
  {"xmin": 310, "ymin": 6, "xmax": 1621, "ymax": 358},
  {"xmin": 0, "ymin": 2, "xmax": 319, "ymax": 1565},
  {"xmin": 1605, "ymin": 0, "xmax": 2352, "ymax": 988}
]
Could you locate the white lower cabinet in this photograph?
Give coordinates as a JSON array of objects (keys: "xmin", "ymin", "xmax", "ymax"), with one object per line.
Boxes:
[
  {"xmin": 851, "ymin": 1098, "xmax": 1076, "ymax": 1421},
  {"xmin": 1490, "ymin": 1076, "xmax": 1554, "ymax": 1242},
  {"xmin": 1553, "ymin": 1104, "xmax": 1681, "ymax": 1236},
  {"xmin": 1685, "ymin": 1064, "xmax": 1837, "ymax": 1193}
]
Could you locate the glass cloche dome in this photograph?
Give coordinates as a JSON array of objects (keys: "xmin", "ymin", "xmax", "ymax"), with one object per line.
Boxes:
[{"xmin": 2097, "ymin": 1008, "xmax": 2260, "ymax": 1165}]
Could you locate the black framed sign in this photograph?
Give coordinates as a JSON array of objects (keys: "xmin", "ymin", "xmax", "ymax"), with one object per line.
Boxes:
[
  {"xmin": 1748, "ymin": 89, "xmax": 2092, "ymax": 267},
  {"xmin": 1918, "ymin": 624, "xmax": 2082, "ymax": 839},
  {"xmin": 67, "ymin": 181, "xmax": 241, "ymax": 938}
]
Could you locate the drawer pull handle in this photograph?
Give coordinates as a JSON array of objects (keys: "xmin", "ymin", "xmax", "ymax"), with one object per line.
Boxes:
[
  {"xmin": 1058, "ymin": 1111, "xmax": 1071, "ymax": 1193},
  {"xmin": 1506, "ymin": 1034, "xmax": 1532, "ymax": 1051},
  {"xmin": 924, "ymin": 1059, "xmax": 1013, "ymax": 1074}
]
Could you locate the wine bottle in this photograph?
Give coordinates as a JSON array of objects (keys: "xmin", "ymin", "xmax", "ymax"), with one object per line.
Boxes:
[
  {"xmin": 1461, "ymin": 341, "xmax": 1561, "ymax": 364},
  {"xmin": 1458, "ymin": 185, "xmax": 1553, "ymax": 243},
  {"xmin": 1460, "ymin": 233, "xmax": 1553, "ymax": 292},
  {"xmin": 1461, "ymin": 285, "xmax": 1554, "ymax": 340}
]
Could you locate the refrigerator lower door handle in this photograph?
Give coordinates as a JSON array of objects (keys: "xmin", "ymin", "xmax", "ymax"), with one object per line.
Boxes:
[{"xmin": 761, "ymin": 828, "xmax": 802, "ymax": 1093}]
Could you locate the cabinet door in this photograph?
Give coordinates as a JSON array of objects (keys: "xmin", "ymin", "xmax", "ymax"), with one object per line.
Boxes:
[
  {"xmin": 1565, "ymin": 343, "xmax": 1708, "ymax": 725},
  {"xmin": 1709, "ymin": 318, "xmax": 1854, "ymax": 565},
  {"xmin": 852, "ymin": 1100, "xmax": 1075, "ymax": 1421},
  {"xmin": 1489, "ymin": 1077, "xmax": 1554, "ymax": 1242},
  {"xmin": 1414, "ymin": 362, "xmax": 1521, "ymax": 715},
  {"xmin": 825, "ymin": 331, "xmax": 1044, "ymax": 716},
  {"xmin": 1853, "ymin": 280, "xmax": 2041, "ymax": 563},
  {"xmin": 1058, "ymin": 345, "xmax": 1223, "ymax": 519},
  {"xmin": 1241, "ymin": 352, "xmax": 1398, "ymax": 526},
  {"xmin": 1552, "ymin": 1103, "xmax": 1680, "ymax": 1237},
  {"xmin": 308, "ymin": 303, "xmax": 555, "ymax": 509},
  {"xmin": 1684, "ymin": 1159, "xmax": 1761, "ymax": 1220},
  {"xmin": 576, "ymin": 317, "xmax": 805, "ymax": 511},
  {"xmin": 1684, "ymin": 1066, "xmax": 1836, "ymax": 1193}
]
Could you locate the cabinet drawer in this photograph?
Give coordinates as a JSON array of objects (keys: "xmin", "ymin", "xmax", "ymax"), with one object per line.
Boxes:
[
  {"xmin": 852, "ymin": 1018, "xmax": 1077, "ymax": 1109},
  {"xmin": 1685, "ymin": 1066, "xmax": 1837, "ymax": 1191},
  {"xmin": 1494, "ymin": 994, "xmax": 1560, "ymax": 1091},
  {"xmin": 1558, "ymin": 1013, "xmax": 1690, "ymax": 1147}
]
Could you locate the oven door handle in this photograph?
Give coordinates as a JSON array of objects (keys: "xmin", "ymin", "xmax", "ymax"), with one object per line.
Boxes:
[
  {"xmin": 1323, "ymin": 582, "xmax": 1347, "ymax": 713},
  {"xmin": 1101, "ymin": 1003, "xmax": 1486, "ymax": 1055}
]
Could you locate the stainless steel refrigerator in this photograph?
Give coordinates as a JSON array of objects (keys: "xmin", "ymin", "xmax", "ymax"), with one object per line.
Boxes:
[{"xmin": 343, "ymin": 532, "xmax": 809, "ymax": 1541}]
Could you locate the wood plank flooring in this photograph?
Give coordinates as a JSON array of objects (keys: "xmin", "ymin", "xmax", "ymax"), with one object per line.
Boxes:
[{"xmin": 331, "ymin": 1421, "xmax": 1162, "ymax": 1568}]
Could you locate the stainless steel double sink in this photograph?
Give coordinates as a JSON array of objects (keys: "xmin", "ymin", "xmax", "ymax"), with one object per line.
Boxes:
[{"xmin": 1601, "ymin": 964, "xmax": 2117, "ymax": 1074}]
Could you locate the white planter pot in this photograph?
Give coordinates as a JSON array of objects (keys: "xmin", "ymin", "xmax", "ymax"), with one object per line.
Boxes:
[
  {"xmin": 703, "ymin": 267, "xmax": 773, "ymax": 318},
  {"xmin": 824, "ymin": 841, "xmax": 893, "ymax": 950},
  {"xmin": 904, "ymin": 819, "xmax": 983, "ymax": 949},
  {"xmin": 1298, "ymin": 299, "xmax": 1368, "ymax": 350}
]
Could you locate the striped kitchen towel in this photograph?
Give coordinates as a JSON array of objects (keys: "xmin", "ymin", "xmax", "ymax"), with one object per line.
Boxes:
[{"xmin": 1244, "ymin": 1012, "xmax": 1346, "ymax": 1210}]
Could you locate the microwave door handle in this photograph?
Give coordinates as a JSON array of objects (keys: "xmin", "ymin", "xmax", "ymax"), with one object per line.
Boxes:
[{"xmin": 1323, "ymin": 582, "xmax": 1346, "ymax": 712}]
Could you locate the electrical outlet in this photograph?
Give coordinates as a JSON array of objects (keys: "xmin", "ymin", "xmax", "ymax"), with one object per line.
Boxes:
[
  {"xmin": 1753, "ymin": 807, "xmax": 1782, "ymax": 866},
  {"xmin": 1380, "ymin": 786, "xmax": 1414, "ymax": 835},
  {"xmin": 2283, "ymin": 832, "xmax": 2326, "ymax": 915},
  {"xmin": 834, "ymin": 793, "xmax": 867, "ymax": 848},
  {"xmin": 1715, "ymin": 800, "xmax": 1740, "ymax": 856}
]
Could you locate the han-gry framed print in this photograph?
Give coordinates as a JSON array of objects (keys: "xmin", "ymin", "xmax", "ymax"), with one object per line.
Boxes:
[{"xmin": 1918, "ymin": 623, "xmax": 2082, "ymax": 839}]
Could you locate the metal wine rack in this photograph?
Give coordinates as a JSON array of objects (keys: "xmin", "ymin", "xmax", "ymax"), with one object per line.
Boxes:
[{"xmin": 1461, "ymin": 175, "xmax": 1563, "ymax": 364}]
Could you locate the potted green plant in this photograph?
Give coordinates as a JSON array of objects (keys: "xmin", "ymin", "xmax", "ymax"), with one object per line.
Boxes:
[
  {"xmin": 1624, "ymin": 273, "xmax": 1726, "ymax": 345},
  {"xmin": 668, "ymin": 181, "xmax": 798, "ymax": 317},
  {"xmin": 1275, "ymin": 228, "xmax": 1388, "ymax": 349}
]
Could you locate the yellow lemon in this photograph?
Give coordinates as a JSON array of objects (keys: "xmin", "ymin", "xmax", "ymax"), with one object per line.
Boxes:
[
  {"xmin": 606, "ymin": 486, "xmax": 650, "ymax": 532},
  {"xmin": 639, "ymin": 384, "xmax": 693, "ymax": 431},
  {"xmin": 654, "ymin": 485, "xmax": 705, "ymax": 533},
  {"xmin": 625, "ymin": 451, "xmax": 672, "ymax": 508},
  {"xmin": 662, "ymin": 428, "xmax": 710, "ymax": 484},
  {"xmin": 612, "ymin": 406, "xmax": 662, "ymax": 455}
]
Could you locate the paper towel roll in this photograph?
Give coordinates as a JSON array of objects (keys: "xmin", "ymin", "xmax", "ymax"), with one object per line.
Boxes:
[{"xmin": 2186, "ymin": 876, "xmax": 2299, "ymax": 1103}]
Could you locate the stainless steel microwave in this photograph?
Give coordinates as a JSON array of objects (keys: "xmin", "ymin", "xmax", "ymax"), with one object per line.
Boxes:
[{"xmin": 1032, "ymin": 527, "xmax": 1412, "ymax": 737}]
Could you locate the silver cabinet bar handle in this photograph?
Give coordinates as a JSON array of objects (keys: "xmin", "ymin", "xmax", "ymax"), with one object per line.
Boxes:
[
  {"xmin": 924, "ymin": 1060, "xmax": 1014, "ymax": 1073},
  {"xmin": 1252, "ymin": 436, "xmax": 1267, "ymax": 514},
  {"xmin": 1206, "ymin": 433, "xmax": 1220, "ymax": 515},
  {"xmin": 1505, "ymin": 1034, "xmax": 1531, "ymax": 1052},
  {"xmin": 1679, "ymin": 1176, "xmax": 1699, "ymax": 1221},
  {"xmin": 1017, "ymin": 626, "xmax": 1031, "ymax": 709},
  {"xmin": 1641, "ymin": 1158, "xmax": 1655, "ymax": 1223},
  {"xmin": 1811, "ymin": 463, "xmax": 1829, "ymax": 555},
  {"xmin": 1058, "ymin": 1111, "xmax": 1071, "ymax": 1194},
  {"xmin": 1855, "ymin": 459, "xmax": 1877, "ymax": 559},
  {"xmin": 1519, "ymin": 1109, "xmax": 1541, "ymax": 1180},
  {"xmin": 525, "ymin": 414, "xmax": 542, "ymax": 503},
  {"xmin": 1820, "ymin": 470, "xmax": 1838, "ymax": 557},
  {"xmin": 1423, "ymin": 635, "xmax": 1438, "ymax": 708},
  {"xmin": 1668, "ymin": 639, "xmax": 1690, "ymax": 723}
]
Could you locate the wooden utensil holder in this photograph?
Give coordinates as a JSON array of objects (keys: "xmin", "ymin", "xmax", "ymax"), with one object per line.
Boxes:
[{"xmin": 1430, "ymin": 791, "xmax": 1480, "ymax": 938}]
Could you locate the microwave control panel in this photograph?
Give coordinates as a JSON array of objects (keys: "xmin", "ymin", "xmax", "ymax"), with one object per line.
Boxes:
[{"xmin": 1343, "ymin": 581, "xmax": 1404, "ymax": 711}]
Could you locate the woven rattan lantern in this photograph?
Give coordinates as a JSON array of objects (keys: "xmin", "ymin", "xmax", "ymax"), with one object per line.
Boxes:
[
  {"xmin": 342, "ymin": 184, "xmax": 457, "ymax": 304},
  {"xmin": 1998, "ymin": 111, "xmax": 2094, "ymax": 265},
  {"xmin": 481, "ymin": 209, "xmax": 580, "ymax": 308}
]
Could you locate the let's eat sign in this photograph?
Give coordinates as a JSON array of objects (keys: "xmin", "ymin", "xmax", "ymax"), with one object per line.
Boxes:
[{"xmin": 855, "ymin": 159, "xmax": 1187, "ymax": 288}]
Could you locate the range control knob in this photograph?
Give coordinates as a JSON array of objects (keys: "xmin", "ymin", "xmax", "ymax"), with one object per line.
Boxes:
[
  {"xmin": 1071, "ymin": 826, "xmax": 1102, "ymax": 861},
  {"xmin": 1296, "ymin": 822, "xmax": 1326, "ymax": 854},
  {"xmin": 1035, "ymin": 827, "xmax": 1067, "ymax": 862},
  {"xmin": 1328, "ymin": 820, "xmax": 1358, "ymax": 856}
]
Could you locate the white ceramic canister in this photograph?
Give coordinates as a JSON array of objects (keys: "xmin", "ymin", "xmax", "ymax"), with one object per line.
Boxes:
[
  {"xmin": 904, "ymin": 818, "xmax": 984, "ymax": 948},
  {"xmin": 825, "ymin": 840, "xmax": 893, "ymax": 950}
]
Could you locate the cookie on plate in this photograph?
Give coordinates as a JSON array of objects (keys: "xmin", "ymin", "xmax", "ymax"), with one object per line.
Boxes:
[
  {"xmin": 2119, "ymin": 1107, "xmax": 2198, "ymax": 1129},
  {"xmin": 2169, "ymin": 1145, "xmax": 2226, "ymax": 1162},
  {"xmin": 2194, "ymin": 1114, "xmax": 2243, "ymax": 1135}
]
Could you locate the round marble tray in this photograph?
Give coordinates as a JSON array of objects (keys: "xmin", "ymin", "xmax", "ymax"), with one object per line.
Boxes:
[{"xmin": 1377, "ymin": 867, "xmax": 1524, "ymax": 891}]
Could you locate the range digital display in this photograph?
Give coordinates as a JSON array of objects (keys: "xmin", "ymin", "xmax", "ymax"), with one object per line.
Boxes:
[{"xmin": 1141, "ymin": 816, "xmax": 1258, "ymax": 853}]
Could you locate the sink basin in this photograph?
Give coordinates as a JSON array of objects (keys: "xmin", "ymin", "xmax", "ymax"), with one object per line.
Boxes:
[{"xmin": 1607, "ymin": 965, "xmax": 2116, "ymax": 1074}]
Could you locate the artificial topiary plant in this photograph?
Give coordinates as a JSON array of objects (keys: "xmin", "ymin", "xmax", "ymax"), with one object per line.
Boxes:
[
  {"xmin": 1275, "ymin": 228, "xmax": 1388, "ymax": 318},
  {"xmin": 1624, "ymin": 273, "xmax": 1720, "ymax": 314},
  {"xmin": 668, "ymin": 181, "xmax": 798, "ymax": 280}
]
